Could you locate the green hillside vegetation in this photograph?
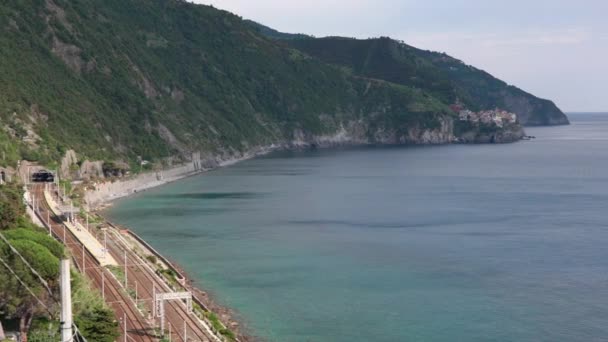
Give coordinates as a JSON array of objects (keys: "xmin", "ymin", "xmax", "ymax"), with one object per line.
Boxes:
[
  {"xmin": 257, "ymin": 32, "xmax": 569, "ymax": 126},
  {"xmin": 0, "ymin": 0, "xmax": 458, "ymax": 169},
  {"xmin": 244, "ymin": 19, "xmax": 313, "ymax": 40}
]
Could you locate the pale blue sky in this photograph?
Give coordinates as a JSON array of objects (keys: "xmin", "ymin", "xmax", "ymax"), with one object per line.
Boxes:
[{"xmin": 195, "ymin": 0, "xmax": 608, "ymax": 112}]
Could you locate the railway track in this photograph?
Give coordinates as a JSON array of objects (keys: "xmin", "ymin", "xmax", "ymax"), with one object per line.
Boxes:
[
  {"xmin": 31, "ymin": 184, "xmax": 156, "ymax": 342},
  {"xmin": 104, "ymin": 222, "xmax": 216, "ymax": 342},
  {"xmin": 33, "ymin": 183, "xmax": 220, "ymax": 342}
]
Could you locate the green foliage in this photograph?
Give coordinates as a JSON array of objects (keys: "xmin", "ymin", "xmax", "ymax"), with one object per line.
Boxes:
[
  {"xmin": 245, "ymin": 20, "xmax": 313, "ymax": 40},
  {"xmin": 6, "ymin": 240, "xmax": 59, "ymax": 280},
  {"xmin": 145, "ymin": 254, "xmax": 157, "ymax": 264},
  {"xmin": 107, "ymin": 265, "xmax": 125, "ymax": 285},
  {"xmin": 74, "ymin": 307, "xmax": 119, "ymax": 342},
  {"xmin": 279, "ymin": 35, "xmax": 568, "ymax": 125},
  {"xmin": 27, "ymin": 319, "xmax": 60, "ymax": 342},
  {"xmin": 26, "ymin": 330, "xmax": 60, "ymax": 342},
  {"xmin": 0, "ymin": 182, "xmax": 69, "ymax": 336},
  {"xmin": 0, "ymin": 0, "xmax": 563, "ymax": 168},
  {"xmin": 0, "ymin": 183, "xmax": 24, "ymax": 230},
  {"xmin": 0, "ymin": 0, "xmax": 459, "ymax": 167},
  {"xmin": 0, "ymin": 231, "xmax": 62, "ymax": 335},
  {"xmin": 71, "ymin": 270, "xmax": 119, "ymax": 342},
  {"xmin": 2, "ymin": 229, "xmax": 65, "ymax": 259},
  {"xmin": 204, "ymin": 311, "xmax": 235, "ymax": 340}
]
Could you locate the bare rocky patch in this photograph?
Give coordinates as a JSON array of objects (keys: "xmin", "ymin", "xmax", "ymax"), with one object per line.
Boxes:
[
  {"xmin": 45, "ymin": 0, "xmax": 73, "ymax": 32},
  {"xmin": 51, "ymin": 37, "xmax": 84, "ymax": 73},
  {"xmin": 170, "ymin": 88, "xmax": 185, "ymax": 103},
  {"xmin": 157, "ymin": 123, "xmax": 188, "ymax": 155}
]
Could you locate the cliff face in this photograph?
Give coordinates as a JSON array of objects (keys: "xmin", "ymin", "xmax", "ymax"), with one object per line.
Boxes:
[
  {"xmin": 457, "ymin": 124, "xmax": 525, "ymax": 144},
  {"xmin": 501, "ymin": 91, "xmax": 569, "ymax": 126},
  {"xmin": 288, "ymin": 116, "xmax": 456, "ymax": 148},
  {"xmin": 288, "ymin": 115, "xmax": 527, "ymax": 149}
]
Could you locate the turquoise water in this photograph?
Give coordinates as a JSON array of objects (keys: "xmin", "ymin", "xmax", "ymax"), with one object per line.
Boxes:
[{"xmin": 106, "ymin": 113, "xmax": 608, "ymax": 342}]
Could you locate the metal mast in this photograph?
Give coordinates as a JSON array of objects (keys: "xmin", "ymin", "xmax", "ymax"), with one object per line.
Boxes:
[{"xmin": 60, "ymin": 259, "xmax": 73, "ymax": 342}]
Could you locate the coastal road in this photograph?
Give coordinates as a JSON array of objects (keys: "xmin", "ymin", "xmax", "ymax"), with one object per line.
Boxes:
[{"xmin": 31, "ymin": 184, "xmax": 156, "ymax": 342}]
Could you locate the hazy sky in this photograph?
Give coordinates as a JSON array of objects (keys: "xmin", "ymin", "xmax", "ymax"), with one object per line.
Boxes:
[{"xmin": 195, "ymin": 0, "xmax": 607, "ymax": 112}]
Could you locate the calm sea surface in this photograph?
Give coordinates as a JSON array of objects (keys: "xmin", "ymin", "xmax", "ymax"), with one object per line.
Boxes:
[{"xmin": 105, "ymin": 113, "xmax": 608, "ymax": 342}]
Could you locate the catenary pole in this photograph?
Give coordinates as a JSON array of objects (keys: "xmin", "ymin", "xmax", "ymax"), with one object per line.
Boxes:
[
  {"xmin": 123, "ymin": 312, "xmax": 127, "ymax": 342},
  {"xmin": 60, "ymin": 259, "xmax": 73, "ymax": 342},
  {"xmin": 102, "ymin": 270, "xmax": 105, "ymax": 300},
  {"xmin": 124, "ymin": 249, "xmax": 128, "ymax": 288}
]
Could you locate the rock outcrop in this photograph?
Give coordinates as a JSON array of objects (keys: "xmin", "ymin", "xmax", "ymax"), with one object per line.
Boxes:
[
  {"xmin": 457, "ymin": 124, "xmax": 525, "ymax": 144},
  {"xmin": 79, "ymin": 160, "xmax": 104, "ymax": 180},
  {"xmin": 59, "ymin": 150, "xmax": 78, "ymax": 179},
  {"xmin": 287, "ymin": 117, "xmax": 456, "ymax": 149}
]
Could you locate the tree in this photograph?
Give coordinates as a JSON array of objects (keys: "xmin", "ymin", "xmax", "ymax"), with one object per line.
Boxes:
[
  {"xmin": 0, "ymin": 184, "xmax": 62, "ymax": 338},
  {"xmin": 75, "ymin": 307, "xmax": 119, "ymax": 342},
  {"xmin": 0, "ymin": 237, "xmax": 61, "ymax": 336},
  {"xmin": 0, "ymin": 183, "xmax": 24, "ymax": 230}
]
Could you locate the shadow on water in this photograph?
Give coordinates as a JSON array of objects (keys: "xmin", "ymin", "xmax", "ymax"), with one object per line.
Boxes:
[
  {"xmin": 122, "ymin": 207, "xmax": 232, "ymax": 218},
  {"xmin": 153, "ymin": 192, "xmax": 267, "ymax": 200},
  {"xmin": 286, "ymin": 215, "xmax": 530, "ymax": 230}
]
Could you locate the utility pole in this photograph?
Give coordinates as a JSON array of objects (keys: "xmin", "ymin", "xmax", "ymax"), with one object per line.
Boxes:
[
  {"xmin": 103, "ymin": 229, "xmax": 107, "ymax": 258},
  {"xmin": 123, "ymin": 312, "xmax": 127, "ymax": 342},
  {"xmin": 124, "ymin": 249, "xmax": 128, "ymax": 288},
  {"xmin": 184, "ymin": 321, "xmax": 187, "ymax": 342},
  {"xmin": 153, "ymin": 285, "xmax": 156, "ymax": 318},
  {"xmin": 102, "ymin": 270, "xmax": 105, "ymax": 300},
  {"xmin": 60, "ymin": 259, "xmax": 73, "ymax": 342}
]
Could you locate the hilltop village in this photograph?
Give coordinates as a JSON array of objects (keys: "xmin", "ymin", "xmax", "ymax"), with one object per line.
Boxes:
[{"xmin": 451, "ymin": 104, "xmax": 519, "ymax": 127}]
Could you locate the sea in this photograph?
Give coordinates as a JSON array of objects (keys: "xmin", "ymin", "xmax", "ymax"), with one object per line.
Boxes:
[{"xmin": 105, "ymin": 113, "xmax": 608, "ymax": 342}]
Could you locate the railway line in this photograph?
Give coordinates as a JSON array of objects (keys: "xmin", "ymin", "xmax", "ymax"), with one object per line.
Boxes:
[
  {"xmin": 31, "ymin": 184, "xmax": 155, "ymax": 342},
  {"xmin": 102, "ymin": 215, "xmax": 216, "ymax": 341},
  {"xmin": 32, "ymin": 183, "xmax": 220, "ymax": 342}
]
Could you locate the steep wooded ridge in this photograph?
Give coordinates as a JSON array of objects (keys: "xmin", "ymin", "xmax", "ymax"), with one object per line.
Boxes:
[
  {"xmin": 0, "ymin": 0, "xmax": 563, "ymax": 169},
  {"xmin": 248, "ymin": 21, "xmax": 570, "ymax": 127}
]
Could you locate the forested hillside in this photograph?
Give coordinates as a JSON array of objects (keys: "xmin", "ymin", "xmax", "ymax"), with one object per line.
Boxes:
[
  {"xmin": 272, "ymin": 35, "xmax": 569, "ymax": 126},
  {"xmin": 244, "ymin": 20, "xmax": 568, "ymax": 127},
  {"xmin": 0, "ymin": 0, "xmax": 455, "ymax": 168},
  {"xmin": 0, "ymin": 183, "xmax": 118, "ymax": 340},
  {"xmin": 0, "ymin": 0, "xmax": 561, "ymax": 171}
]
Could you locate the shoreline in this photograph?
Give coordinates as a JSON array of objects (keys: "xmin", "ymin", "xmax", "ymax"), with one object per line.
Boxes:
[
  {"xmin": 99, "ymin": 216, "xmax": 257, "ymax": 341},
  {"xmin": 81, "ymin": 147, "xmax": 284, "ymax": 340},
  {"xmin": 81, "ymin": 136, "xmax": 528, "ymax": 341},
  {"xmin": 84, "ymin": 144, "xmax": 280, "ymax": 209}
]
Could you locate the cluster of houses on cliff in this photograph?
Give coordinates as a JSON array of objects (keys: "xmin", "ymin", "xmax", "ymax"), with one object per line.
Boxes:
[{"xmin": 450, "ymin": 104, "xmax": 518, "ymax": 128}]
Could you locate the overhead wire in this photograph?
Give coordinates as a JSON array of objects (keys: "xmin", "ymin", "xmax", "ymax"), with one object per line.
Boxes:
[
  {"xmin": 0, "ymin": 232, "xmax": 56, "ymax": 299},
  {"xmin": 0, "ymin": 254, "xmax": 53, "ymax": 316},
  {"xmin": 0, "ymin": 185, "xmax": 92, "ymax": 342}
]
